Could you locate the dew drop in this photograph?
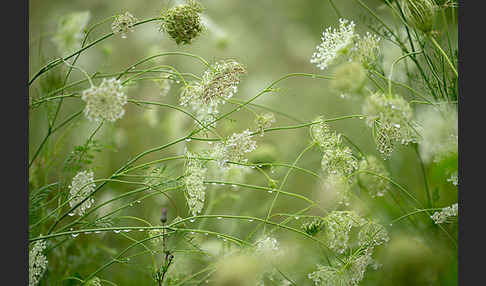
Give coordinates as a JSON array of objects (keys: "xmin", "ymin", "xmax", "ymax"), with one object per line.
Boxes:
[
  {"xmin": 95, "ymin": 231, "xmax": 101, "ymax": 234},
  {"xmin": 217, "ymin": 216, "xmax": 222, "ymax": 220},
  {"xmin": 123, "ymin": 229, "xmax": 131, "ymax": 233},
  {"xmin": 189, "ymin": 219, "xmax": 195, "ymax": 223},
  {"xmin": 84, "ymin": 231, "xmax": 92, "ymax": 235},
  {"xmin": 248, "ymin": 219, "xmax": 254, "ymax": 222},
  {"xmin": 136, "ymin": 200, "xmax": 141, "ymax": 204},
  {"xmin": 185, "ymin": 138, "xmax": 192, "ymax": 142},
  {"xmin": 359, "ymin": 116, "xmax": 364, "ymax": 120},
  {"xmin": 268, "ymin": 190, "xmax": 273, "ymax": 193},
  {"xmin": 389, "ymin": 223, "xmax": 393, "ymax": 227},
  {"xmin": 204, "ymin": 233, "xmax": 209, "ymax": 236},
  {"xmin": 190, "ymin": 231, "xmax": 195, "ymax": 235},
  {"xmin": 71, "ymin": 233, "xmax": 79, "ymax": 238},
  {"xmin": 68, "ymin": 212, "xmax": 75, "ymax": 216},
  {"xmin": 139, "ymin": 229, "xmax": 144, "ymax": 232},
  {"xmin": 114, "ymin": 230, "xmax": 121, "ymax": 233},
  {"xmin": 121, "ymin": 34, "xmax": 127, "ymax": 39},
  {"xmin": 223, "ymin": 238, "xmax": 227, "ymax": 242},
  {"xmin": 295, "ymin": 216, "xmax": 300, "ymax": 220},
  {"xmin": 258, "ymin": 164, "xmax": 263, "ymax": 168}
]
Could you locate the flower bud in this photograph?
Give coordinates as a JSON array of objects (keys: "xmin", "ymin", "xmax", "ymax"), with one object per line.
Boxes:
[
  {"xmin": 403, "ymin": 0, "xmax": 438, "ymax": 33},
  {"xmin": 160, "ymin": 0, "xmax": 204, "ymax": 45}
]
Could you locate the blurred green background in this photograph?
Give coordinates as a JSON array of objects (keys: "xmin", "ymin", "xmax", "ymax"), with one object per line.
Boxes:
[{"xmin": 29, "ymin": 0, "xmax": 458, "ymax": 285}]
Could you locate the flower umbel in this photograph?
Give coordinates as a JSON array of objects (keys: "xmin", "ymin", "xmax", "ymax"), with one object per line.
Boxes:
[
  {"xmin": 29, "ymin": 241, "xmax": 48, "ymax": 286},
  {"xmin": 160, "ymin": 0, "xmax": 204, "ymax": 45},
  {"xmin": 111, "ymin": 12, "xmax": 138, "ymax": 38},
  {"xmin": 183, "ymin": 151, "xmax": 207, "ymax": 216},
  {"xmin": 311, "ymin": 18, "xmax": 356, "ymax": 70},
  {"xmin": 68, "ymin": 170, "xmax": 96, "ymax": 216},
  {"xmin": 212, "ymin": 129, "xmax": 257, "ymax": 168},
  {"xmin": 362, "ymin": 92, "xmax": 416, "ymax": 157},
  {"xmin": 431, "ymin": 203, "xmax": 458, "ymax": 224},
  {"xmin": 81, "ymin": 78, "xmax": 127, "ymax": 122},
  {"xmin": 180, "ymin": 60, "xmax": 246, "ymax": 127}
]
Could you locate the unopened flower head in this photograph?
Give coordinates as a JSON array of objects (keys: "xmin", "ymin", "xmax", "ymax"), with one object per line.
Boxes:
[
  {"xmin": 52, "ymin": 11, "xmax": 91, "ymax": 55},
  {"xmin": 311, "ymin": 18, "xmax": 356, "ymax": 70},
  {"xmin": 358, "ymin": 220, "xmax": 389, "ymax": 249},
  {"xmin": 431, "ymin": 203, "xmax": 458, "ymax": 224},
  {"xmin": 255, "ymin": 112, "xmax": 276, "ymax": 134},
  {"xmin": 213, "ymin": 129, "xmax": 257, "ymax": 168},
  {"xmin": 358, "ymin": 155, "xmax": 391, "ymax": 198},
  {"xmin": 29, "ymin": 241, "xmax": 48, "ymax": 286},
  {"xmin": 417, "ymin": 105, "xmax": 458, "ymax": 163},
  {"xmin": 352, "ymin": 32, "xmax": 381, "ymax": 69},
  {"xmin": 81, "ymin": 78, "xmax": 127, "ymax": 122},
  {"xmin": 160, "ymin": 0, "xmax": 204, "ymax": 45},
  {"xmin": 310, "ymin": 116, "xmax": 342, "ymax": 150},
  {"xmin": 69, "ymin": 170, "xmax": 96, "ymax": 216},
  {"xmin": 403, "ymin": 0, "xmax": 438, "ymax": 33},
  {"xmin": 330, "ymin": 61, "xmax": 367, "ymax": 96},
  {"xmin": 322, "ymin": 146, "xmax": 358, "ymax": 176},
  {"xmin": 184, "ymin": 152, "xmax": 207, "ymax": 216},
  {"xmin": 323, "ymin": 211, "xmax": 366, "ymax": 254},
  {"xmin": 363, "ymin": 92, "xmax": 416, "ymax": 157},
  {"xmin": 180, "ymin": 60, "xmax": 246, "ymax": 127},
  {"xmin": 301, "ymin": 217, "xmax": 325, "ymax": 236},
  {"xmin": 111, "ymin": 12, "xmax": 138, "ymax": 38}
]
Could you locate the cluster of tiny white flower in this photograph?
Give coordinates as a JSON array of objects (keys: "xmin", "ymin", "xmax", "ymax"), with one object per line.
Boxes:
[
  {"xmin": 68, "ymin": 170, "xmax": 96, "ymax": 216},
  {"xmin": 309, "ymin": 212, "xmax": 389, "ymax": 286},
  {"xmin": 81, "ymin": 78, "xmax": 127, "ymax": 122},
  {"xmin": 111, "ymin": 12, "xmax": 138, "ymax": 38},
  {"xmin": 29, "ymin": 241, "xmax": 48, "ymax": 286},
  {"xmin": 324, "ymin": 211, "xmax": 366, "ymax": 254},
  {"xmin": 311, "ymin": 18, "xmax": 381, "ymax": 71},
  {"xmin": 358, "ymin": 155, "xmax": 391, "ymax": 198},
  {"xmin": 311, "ymin": 117, "xmax": 358, "ymax": 175},
  {"xmin": 180, "ymin": 60, "xmax": 246, "ymax": 127},
  {"xmin": 184, "ymin": 152, "xmax": 207, "ymax": 216},
  {"xmin": 362, "ymin": 92, "xmax": 416, "ymax": 157},
  {"xmin": 431, "ymin": 203, "xmax": 458, "ymax": 224},
  {"xmin": 322, "ymin": 173, "xmax": 353, "ymax": 206},
  {"xmin": 447, "ymin": 171, "xmax": 458, "ymax": 187},
  {"xmin": 310, "ymin": 18, "xmax": 356, "ymax": 70},
  {"xmin": 212, "ymin": 129, "xmax": 257, "ymax": 168},
  {"xmin": 255, "ymin": 236, "xmax": 280, "ymax": 254}
]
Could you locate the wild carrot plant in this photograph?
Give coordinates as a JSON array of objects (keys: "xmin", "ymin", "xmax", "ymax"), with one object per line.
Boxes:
[{"xmin": 29, "ymin": 0, "xmax": 458, "ymax": 285}]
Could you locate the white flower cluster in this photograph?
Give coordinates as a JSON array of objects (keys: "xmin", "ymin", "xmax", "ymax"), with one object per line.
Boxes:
[
  {"xmin": 68, "ymin": 170, "xmax": 96, "ymax": 216},
  {"xmin": 310, "ymin": 18, "xmax": 381, "ymax": 71},
  {"xmin": 417, "ymin": 105, "xmax": 458, "ymax": 163},
  {"xmin": 111, "ymin": 12, "xmax": 138, "ymax": 38},
  {"xmin": 85, "ymin": 277, "xmax": 102, "ymax": 286},
  {"xmin": 311, "ymin": 117, "xmax": 358, "ymax": 176},
  {"xmin": 29, "ymin": 241, "xmax": 48, "ymax": 286},
  {"xmin": 184, "ymin": 152, "xmax": 207, "ymax": 216},
  {"xmin": 352, "ymin": 32, "xmax": 382, "ymax": 69},
  {"xmin": 358, "ymin": 155, "xmax": 391, "ymax": 198},
  {"xmin": 324, "ymin": 211, "xmax": 366, "ymax": 254},
  {"xmin": 311, "ymin": 18, "xmax": 356, "ymax": 70},
  {"xmin": 52, "ymin": 11, "xmax": 91, "ymax": 55},
  {"xmin": 212, "ymin": 129, "xmax": 257, "ymax": 168},
  {"xmin": 81, "ymin": 78, "xmax": 127, "ymax": 122},
  {"xmin": 322, "ymin": 173, "xmax": 352, "ymax": 207},
  {"xmin": 447, "ymin": 171, "xmax": 458, "ymax": 187},
  {"xmin": 362, "ymin": 92, "xmax": 416, "ymax": 157},
  {"xmin": 180, "ymin": 60, "xmax": 246, "ymax": 127},
  {"xmin": 309, "ymin": 212, "xmax": 389, "ymax": 286},
  {"xmin": 431, "ymin": 203, "xmax": 458, "ymax": 224}
]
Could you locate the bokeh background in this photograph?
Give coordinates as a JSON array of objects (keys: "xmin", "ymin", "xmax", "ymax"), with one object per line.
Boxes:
[{"xmin": 29, "ymin": 0, "xmax": 458, "ymax": 285}]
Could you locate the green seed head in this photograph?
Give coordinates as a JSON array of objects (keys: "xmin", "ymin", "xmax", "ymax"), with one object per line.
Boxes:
[{"xmin": 160, "ymin": 0, "xmax": 204, "ymax": 45}]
